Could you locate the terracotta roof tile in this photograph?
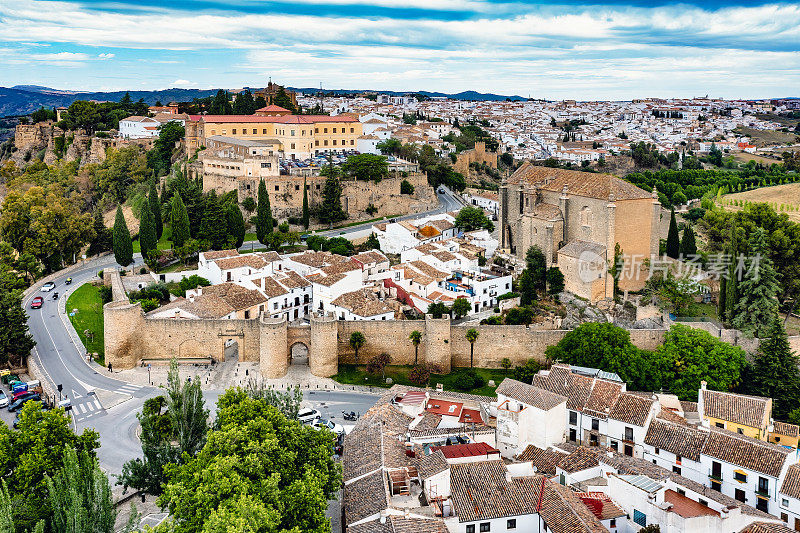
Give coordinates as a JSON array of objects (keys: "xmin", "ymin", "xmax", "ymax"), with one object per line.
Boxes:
[
  {"xmin": 701, "ymin": 427, "xmax": 791, "ymax": 478},
  {"xmin": 496, "ymin": 378, "xmax": 567, "ymax": 411},
  {"xmin": 780, "ymin": 464, "xmax": 800, "ymax": 499},
  {"xmin": 508, "ymin": 162, "xmax": 652, "ymax": 201},
  {"xmin": 701, "ymin": 389, "xmax": 771, "ymax": 429}
]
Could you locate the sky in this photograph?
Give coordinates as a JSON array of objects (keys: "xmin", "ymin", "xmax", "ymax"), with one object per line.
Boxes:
[{"xmin": 0, "ymin": 0, "xmax": 799, "ymax": 100}]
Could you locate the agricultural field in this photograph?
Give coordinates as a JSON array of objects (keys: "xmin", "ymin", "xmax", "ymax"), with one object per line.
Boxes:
[
  {"xmin": 734, "ymin": 126, "xmax": 799, "ymax": 147},
  {"xmin": 720, "ymin": 182, "xmax": 800, "ymax": 222}
]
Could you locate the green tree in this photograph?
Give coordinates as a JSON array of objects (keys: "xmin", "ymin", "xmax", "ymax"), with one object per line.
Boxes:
[
  {"xmin": 0, "ymin": 402, "xmax": 100, "ymax": 530},
  {"xmin": 680, "ymin": 225, "xmax": 697, "ymax": 257},
  {"xmin": 63, "ymin": 100, "xmax": 100, "ymax": 134},
  {"xmin": 112, "ymin": 205, "xmax": 133, "ymax": 266},
  {"xmin": 302, "ymin": 178, "xmax": 310, "ymax": 229},
  {"xmin": 148, "ymin": 122, "xmax": 185, "ymax": 177},
  {"xmin": 465, "ymin": 328, "xmax": 479, "ymax": 368},
  {"xmin": 654, "ymin": 324, "xmax": 747, "ymax": 400},
  {"xmin": 450, "ymin": 297, "xmax": 471, "ymax": 319},
  {"xmin": 318, "ymin": 174, "xmax": 347, "ymax": 225},
  {"xmin": 341, "ymin": 154, "xmax": 388, "ymax": 182},
  {"xmin": 273, "ymin": 87, "xmax": 296, "ymax": 113},
  {"xmin": 256, "ymin": 178, "xmax": 273, "ymax": 244},
  {"xmin": 546, "ymin": 266, "xmax": 565, "ymax": 295},
  {"xmin": 518, "ymin": 270, "xmax": 536, "ymax": 306},
  {"xmin": 732, "ymin": 227, "xmax": 780, "ymax": 338},
  {"xmin": 46, "ymin": 448, "xmax": 119, "ymax": 533},
  {"xmin": 666, "ymin": 208, "xmax": 680, "ymax": 259},
  {"xmin": 363, "ymin": 232, "xmax": 380, "ymax": 250},
  {"xmin": 208, "ymin": 90, "xmax": 232, "ymax": 115},
  {"xmin": 254, "ymin": 95, "xmax": 267, "ymax": 109},
  {"xmin": 400, "ymin": 179, "xmax": 415, "ymax": 195},
  {"xmin": 744, "ymin": 315, "xmax": 800, "ymax": 420},
  {"xmin": 139, "ymin": 200, "xmax": 157, "ymax": 261},
  {"xmin": 376, "ymin": 138, "xmax": 402, "ymax": 155},
  {"xmin": 349, "ymin": 331, "xmax": 366, "ymax": 365},
  {"xmin": 232, "ymin": 90, "xmax": 256, "ymax": 115},
  {"xmin": 199, "ymin": 191, "xmax": 228, "ymax": 250},
  {"xmin": 149, "ymin": 180, "xmax": 164, "ymax": 240},
  {"xmin": 545, "ymin": 322, "xmax": 657, "ymax": 391},
  {"xmin": 88, "ymin": 209, "xmax": 112, "ymax": 256},
  {"xmin": 525, "ymin": 245, "xmax": 547, "ymax": 292},
  {"xmin": 226, "ymin": 203, "xmax": 246, "ymax": 248},
  {"xmin": 427, "ymin": 301, "xmax": 449, "ymax": 319},
  {"xmin": 409, "ymin": 330, "xmax": 422, "ymax": 365},
  {"xmin": 170, "ymin": 193, "xmax": 190, "ymax": 248},
  {"xmin": 503, "ymin": 306, "xmax": 534, "ymax": 325},
  {"xmin": 157, "ymin": 391, "xmax": 340, "ymax": 533},
  {"xmin": 454, "ymin": 206, "xmax": 494, "ymax": 232},
  {"xmin": 0, "ymin": 286, "xmax": 35, "ymax": 366}
]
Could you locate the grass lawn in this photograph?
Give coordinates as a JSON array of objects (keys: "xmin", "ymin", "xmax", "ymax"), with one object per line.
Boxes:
[
  {"xmin": 66, "ymin": 283, "xmax": 105, "ymax": 365},
  {"xmin": 677, "ymin": 301, "xmax": 719, "ymax": 320},
  {"xmin": 132, "ymin": 226, "xmax": 173, "ymax": 254},
  {"xmin": 332, "ymin": 364, "xmax": 510, "ymax": 397}
]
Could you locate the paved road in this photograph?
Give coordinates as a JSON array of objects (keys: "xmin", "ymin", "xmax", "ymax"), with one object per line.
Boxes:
[{"xmin": 15, "ymin": 185, "xmax": 462, "ymax": 474}]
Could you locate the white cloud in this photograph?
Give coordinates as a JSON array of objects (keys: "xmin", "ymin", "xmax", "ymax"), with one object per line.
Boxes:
[
  {"xmin": 98, "ymin": 52, "xmax": 114, "ymax": 59},
  {"xmin": 172, "ymin": 78, "xmax": 196, "ymax": 87}
]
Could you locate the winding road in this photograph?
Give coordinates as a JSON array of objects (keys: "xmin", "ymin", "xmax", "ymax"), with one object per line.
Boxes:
[{"xmin": 16, "ymin": 189, "xmax": 465, "ymax": 475}]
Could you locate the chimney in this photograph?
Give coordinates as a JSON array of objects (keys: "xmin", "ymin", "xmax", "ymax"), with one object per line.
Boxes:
[
  {"xmin": 404, "ymin": 508, "xmax": 410, "ymax": 519},
  {"xmin": 379, "ymin": 510, "xmax": 388, "ymax": 524},
  {"xmin": 700, "ymin": 381, "xmax": 707, "ymax": 390}
]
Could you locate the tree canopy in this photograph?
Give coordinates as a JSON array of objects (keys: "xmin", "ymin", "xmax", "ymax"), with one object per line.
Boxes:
[
  {"xmin": 454, "ymin": 206, "xmax": 494, "ymax": 233},
  {"xmin": 156, "ymin": 390, "xmax": 340, "ymax": 533},
  {"xmin": 341, "ymin": 154, "xmax": 388, "ymax": 183}
]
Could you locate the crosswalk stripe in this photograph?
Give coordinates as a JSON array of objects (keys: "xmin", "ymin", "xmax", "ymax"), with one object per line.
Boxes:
[
  {"xmin": 94, "ymin": 399, "xmax": 102, "ymax": 410},
  {"xmin": 75, "ymin": 403, "xmax": 85, "ymax": 414}
]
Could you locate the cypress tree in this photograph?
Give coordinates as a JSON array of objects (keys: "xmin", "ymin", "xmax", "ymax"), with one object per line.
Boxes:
[
  {"xmin": 199, "ymin": 191, "xmax": 227, "ymax": 250},
  {"xmin": 112, "ymin": 205, "xmax": 133, "ymax": 266},
  {"xmin": 718, "ymin": 276, "xmax": 727, "ymax": 322},
  {"xmin": 679, "ymin": 225, "xmax": 697, "ymax": 257},
  {"xmin": 139, "ymin": 200, "xmax": 157, "ymax": 261},
  {"xmin": 170, "ymin": 193, "xmax": 190, "ymax": 248},
  {"xmin": 227, "ymin": 203, "xmax": 246, "ymax": 248},
  {"xmin": 665, "ymin": 208, "xmax": 680, "ymax": 259},
  {"xmin": 302, "ymin": 177, "xmax": 310, "ymax": 229},
  {"xmin": 319, "ymin": 174, "xmax": 346, "ymax": 225},
  {"xmin": 732, "ymin": 227, "xmax": 780, "ymax": 338},
  {"xmin": 256, "ymin": 178, "xmax": 272, "ymax": 244},
  {"xmin": 724, "ymin": 225, "xmax": 739, "ymax": 322},
  {"xmin": 149, "ymin": 180, "xmax": 163, "ymax": 240}
]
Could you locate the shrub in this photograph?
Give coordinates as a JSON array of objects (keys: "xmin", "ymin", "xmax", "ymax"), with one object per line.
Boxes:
[
  {"xmin": 400, "ymin": 179, "xmax": 415, "ymax": 195},
  {"xmin": 408, "ymin": 363, "xmax": 441, "ymax": 386},
  {"xmin": 452, "ymin": 369, "xmax": 486, "ymax": 391},
  {"xmin": 98, "ymin": 285, "xmax": 113, "ymax": 304}
]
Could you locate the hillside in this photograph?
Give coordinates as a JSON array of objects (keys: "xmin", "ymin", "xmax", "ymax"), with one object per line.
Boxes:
[
  {"xmin": 721, "ymin": 182, "xmax": 800, "ymax": 223},
  {"xmin": 0, "ymin": 85, "xmax": 527, "ymax": 117}
]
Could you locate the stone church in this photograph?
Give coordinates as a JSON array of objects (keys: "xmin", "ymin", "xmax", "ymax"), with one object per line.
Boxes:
[{"xmin": 499, "ymin": 163, "xmax": 661, "ymax": 301}]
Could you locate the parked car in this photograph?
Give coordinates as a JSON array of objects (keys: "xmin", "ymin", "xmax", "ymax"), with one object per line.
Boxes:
[
  {"xmin": 311, "ymin": 418, "xmax": 345, "ymax": 436},
  {"xmin": 30, "ymin": 296, "xmax": 43, "ymax": 309},
  {"xmin": 41, "ymin": 281, "xmax": 56, "ymax": 292},
  {"xmin": 0, "ymin": 389, "xmax": 8, "ymax": 408},
  {"xmin": 297, "ymin": 407, "xmax": 322, "ymax": 424},
  {"xmin": 0, "ymin": 373, "xmax": 19, "ymax": 386},
  {"xmin": 8, "ymin": 393, "xmax": 41, "ymax": 412},
  {"xmin": 13, "ymin": 386, "xmax": 41, "ymax": 402}
]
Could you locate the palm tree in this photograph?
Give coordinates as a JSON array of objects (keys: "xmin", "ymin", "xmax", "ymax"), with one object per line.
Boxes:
[
  {"xmin": 409, "ymin": 330, "xmax": 422, "ymax": 365},
  {"xmin": 349, "ymin": 331, "xmax": 366, "ymax": 366},
  {"xmin": 465, "ymin": 328, "xmax": 479, "ymax": 368}
]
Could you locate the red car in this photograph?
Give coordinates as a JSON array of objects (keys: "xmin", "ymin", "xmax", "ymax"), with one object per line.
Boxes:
[{"xmin": 30, "ymin": 296, "xmax": 43, "ymax": 309}]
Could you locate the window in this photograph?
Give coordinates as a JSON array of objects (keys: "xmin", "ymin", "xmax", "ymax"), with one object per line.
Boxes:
[
  {"xmin": 654, "ymin": 447, "xmax": 660, "ymax": 455},
  {"xmin": 677, "ymin": 488, "xmax": 686, "ymax": 496},
  {"xmin": 589, "ymin": 434, "xmax": 598, "ymax": 446},
  {"xmin": 624, "ymin": 444, "xmax": 633, "ymax": 457},
  {"xmin": 591, "ymin": 418, "xmax": 599, "ymax": 431},
  {"xmin": 569, "ymin": 411, "xmax": 577, "ymax": 425},
  {"xmin": 332, "ymin": 128, "xmax": 337, "ymax": 133},
  {"xmin": 672, "ymin": 466, "xmax": 681, "ymax": 475},
  {"xmin": 698, "ymin": 499, "xmax": 707, "ymax": 507},
  {"xmin": 291, "ymin": 143, "xmax": 295, "ymax": 149},
  {"xmin": 676, "ymin": 455, "xmax": 682, "ymax": 465},
  {"xmin": 275, "ymin": 185, "xmax": 279, "ymax": 191},
  {"xmin": 466, "ymin": 526, "xmax": 475, "ymax": 533},
  {"xmin": 711, "ymin": 461, "xmax": 721, "ymax": 480},
  {"xmin": 479, "ymin": 523, "xmax": 490, "ymax": 532},
  {"xmin": 758, "ymin": 476, "xmax": 770, "ymax": 497},
  {"xmin": 734, "ymin": 471, "xmax": 747, "ymax": 483},
  {"xmin": 291, "ymin": 130, "xmax": 295, "ymax": 136},
  {"xmin": 244, "ymin": 310, "xmax": 250, "ymax": 319},
  {"xmin": 506, "ymin": 519, "xmax": 516, "ymax": 530},
  {"xmin": 324, "ymin": 128, "xmax": 328, "ymax": 133},
  {"xmin": 610, "ymin": 441, "xmax": 618, "ymax": 452},
  {"xmin": 711, "ymin": 481, "xmax": 722, "ymax": 492},
  {"xmin": 633, "ymin": 509, "xmax": 646, "ymax": 527},
  {"xmin": 625, "ymin": 427, "xmax": 634, "ymax": 441},
  {"xmin": 351, "ymin": 127, "xmax": 354, "ymax": 133},
  {"xmin": 757, "ymin": 497, "xmax": 769, "ymax": 512},
  {"xmin": 781, "ymin": 512, "xmax": 788, "ymax": 523},
  {"xmin": 737, "ymin": 428, "xmax": 744, "ymax": 434},
  {"xmin": 715, "ymin": 422, "xmax": 725, "ymax": 428},
  {"xmin": 263, "ymin": 128, "xmax": 267, "ymax": 134},
  {"xmin": 569, "ymin": 428, "xmax": 576, "ymax": 442},
  {"xmin": 782, "ymin": 498, "xmax": 790, "ymax": 507},
  {"xmin": 232, "ymin": 128, "xmax": 237, "ymax": 134},
  {"xmin": 776, "ymin": 436, "xmax": 781, "ymax": 442}
]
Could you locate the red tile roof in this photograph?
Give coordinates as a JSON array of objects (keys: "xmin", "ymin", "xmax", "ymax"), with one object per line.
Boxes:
[
  {"xmin": 664, "ymin": 489, "xmax": 719, "ymax": 518},
  {"xmin": 459, "ymin": 408, "xmax": 482, "ymax": 424},
  {"xmin": 426, "ymin": 399, "xmax": 463, "ymax": 417},
  {"xmin": 431, "ymin": 442, "xmax": 499, "ymax": 460},
  {"xmin": 190, "ymin": 114, "xmax": 358, "ymax": 124}
]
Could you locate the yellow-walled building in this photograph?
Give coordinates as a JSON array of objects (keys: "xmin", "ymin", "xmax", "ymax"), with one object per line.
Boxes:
[
  {"xmin": 185, "ymin": 111, "xmax": 362, "ymax": 159},
  {"xmin": 698, "ymin": 382, "xmax": 772, "ymax": 441}
]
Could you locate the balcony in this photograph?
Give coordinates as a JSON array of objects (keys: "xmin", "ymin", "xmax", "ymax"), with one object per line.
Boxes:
[
  {"xmin": 755, "ymin": 488, "xmax": 770, "ymax": 498},
  {"xmin": 708, "ymin": 472, "xmax": 723, "ymax": 482}
]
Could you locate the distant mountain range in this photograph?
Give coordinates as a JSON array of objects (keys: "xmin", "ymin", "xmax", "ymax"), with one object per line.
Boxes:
[{"xmin": 0, "ymin": 85, "xmax": 526, "ymax": 117}]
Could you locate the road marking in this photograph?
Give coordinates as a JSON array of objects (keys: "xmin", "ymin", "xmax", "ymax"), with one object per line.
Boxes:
[
  {"xmin": 39, "ymin": 306, "xmax": 96, "ymax": 392},
  {"xmin": 94, "ymin": 399, "xmax": 102, "ymax": 410},
  {"xmin": 75, "ymin": 403, "xmax": 85, "ymax": 414}
]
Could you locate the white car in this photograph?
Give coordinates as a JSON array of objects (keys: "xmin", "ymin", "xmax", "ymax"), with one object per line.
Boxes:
[
  {"xmin": 41, "ymin": 282, "xmax": 56, "ymax": 292},
  {"xmin": 312, "ymin": 418, "xmax": 345, "ymax": 436},
  {"xmin": 297, "ymin": 407, "xmax": 322, "ymax": 424},
  {"xmin": 0, "ymin": 390, "xmax": 7, "ymax": 408}
]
